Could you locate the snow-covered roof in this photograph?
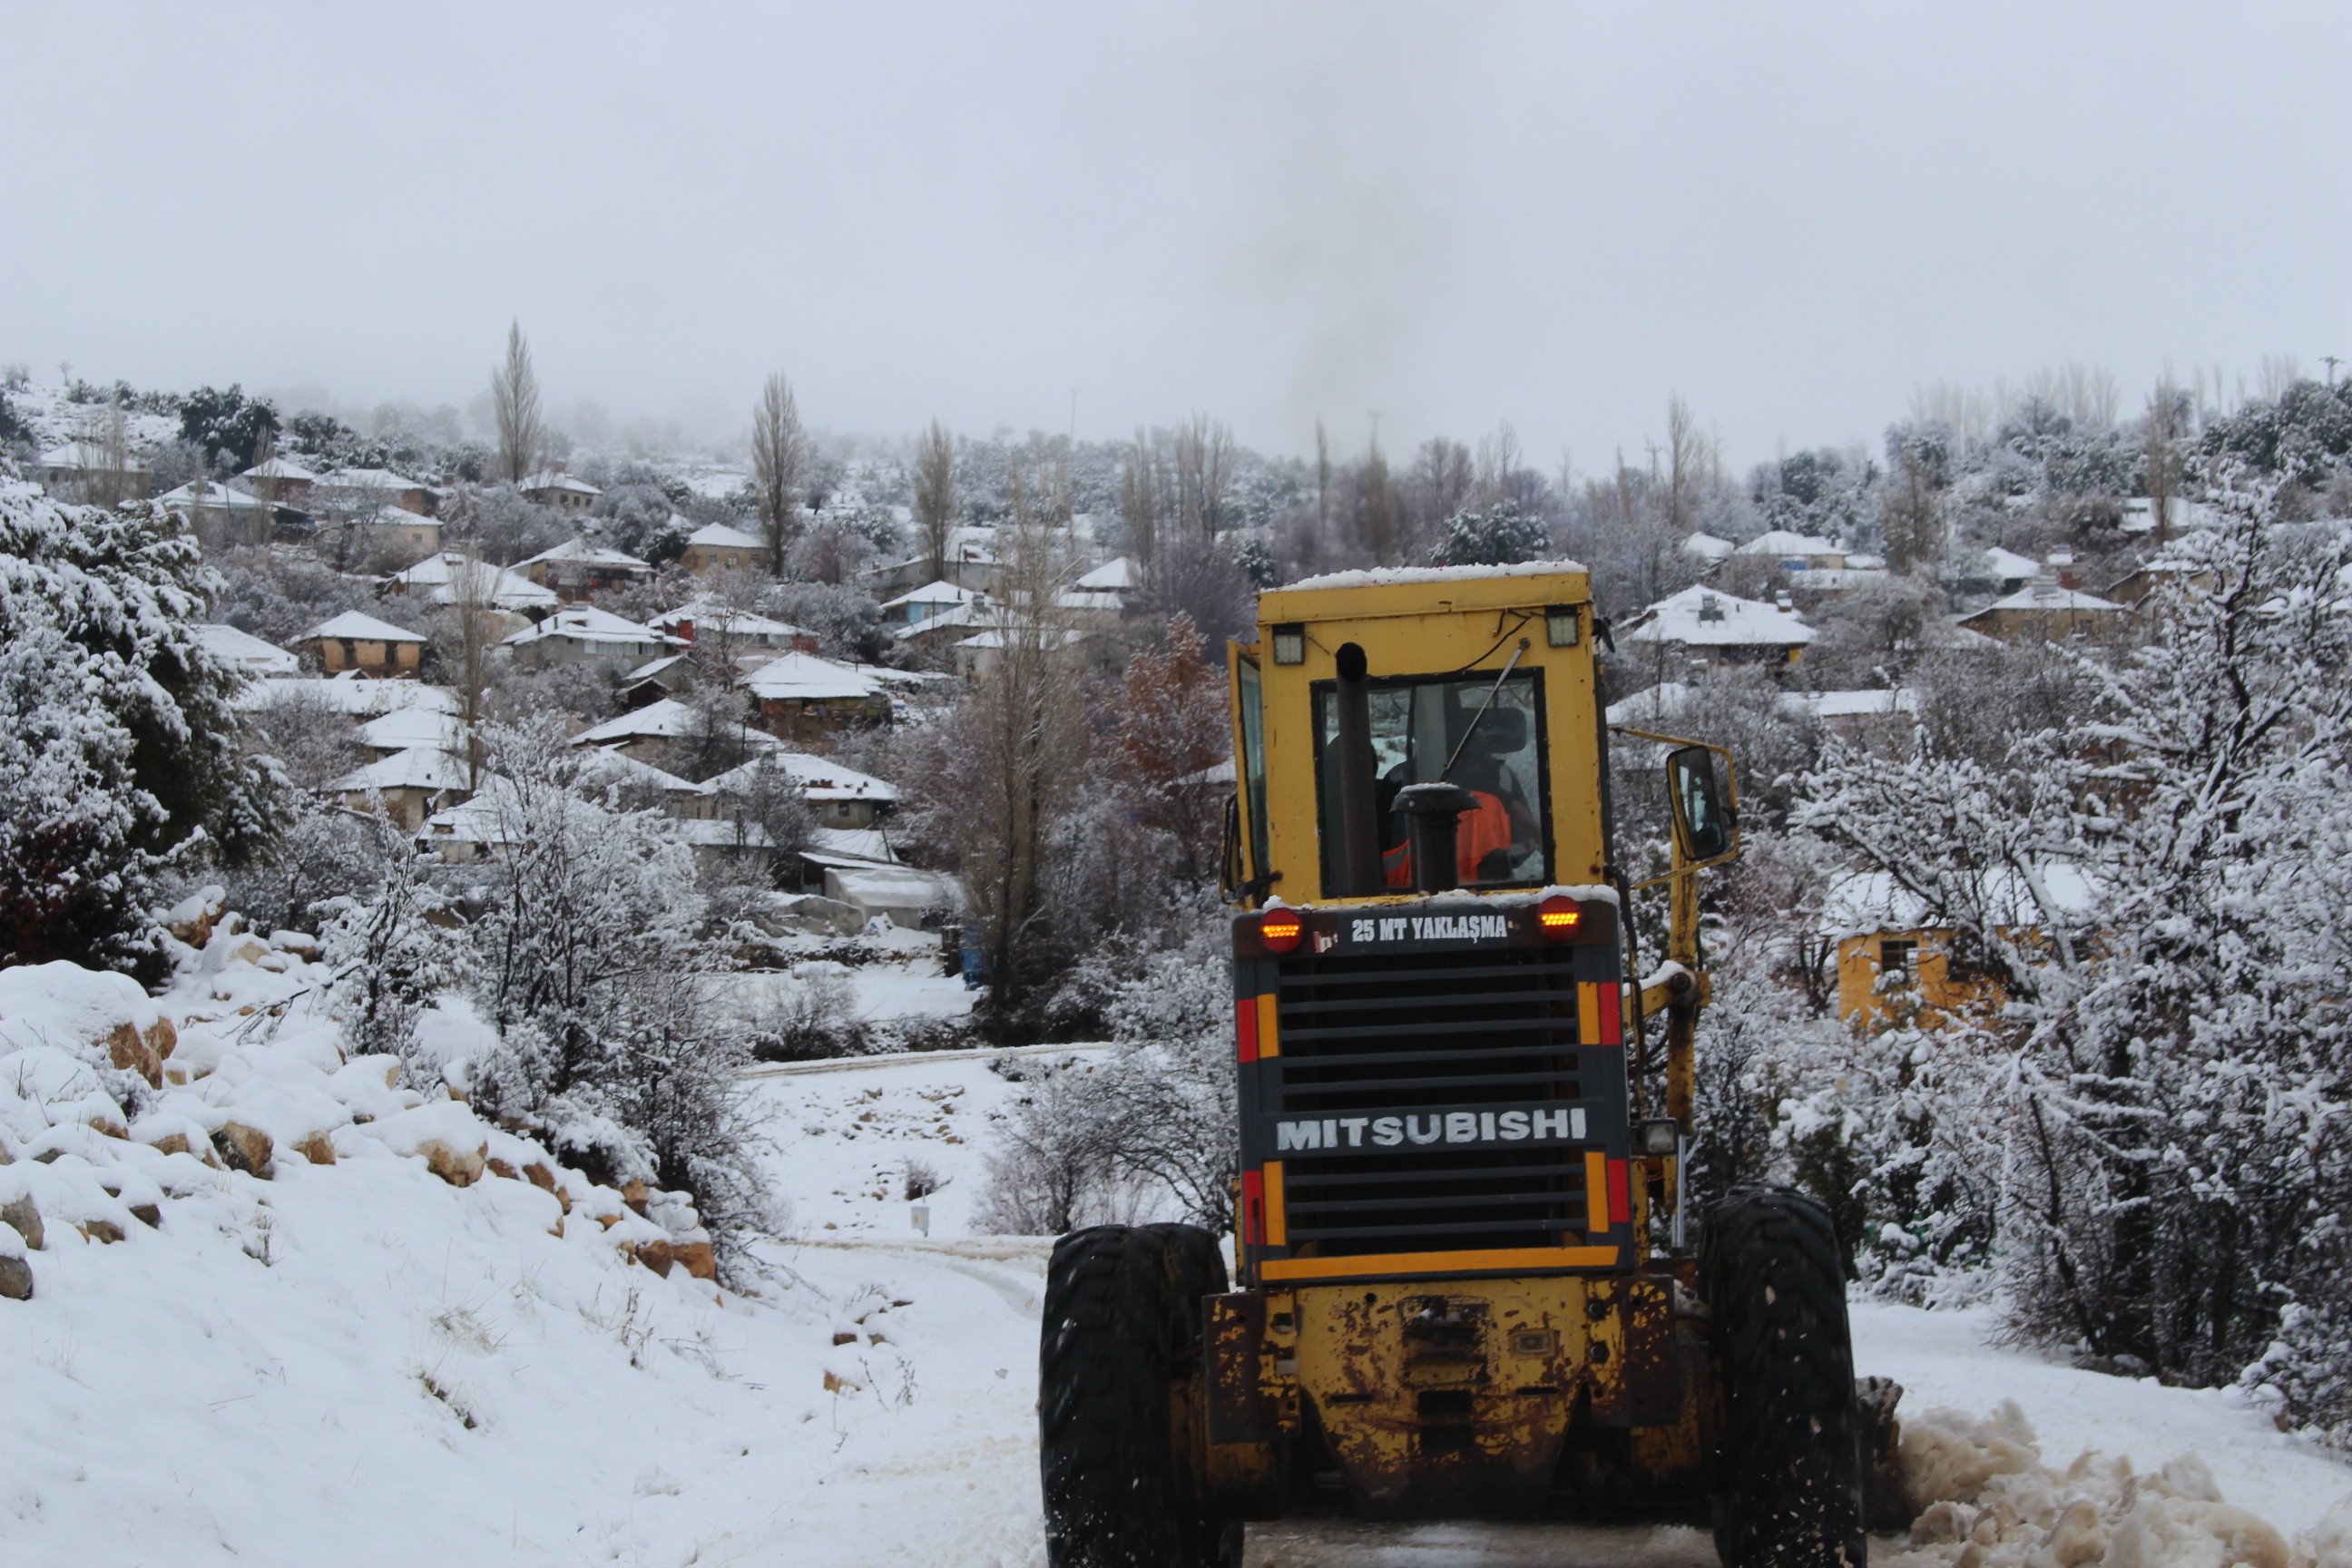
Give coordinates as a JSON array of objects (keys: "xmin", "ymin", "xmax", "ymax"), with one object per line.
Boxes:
[
  {"xmin": 1789, "ymin": 567, "xmax": 1890, "ymax": 590},
  {"xmin": 193, "ymin": 622, "xmax": 299, "ymax": 676},
  {"xmin": 623, "ymin": 652, "xmax": 689, "ymax": 685},
  {"xmin": 740, "ymin": 652, "xmax": 887, "ymax": 702},
  {"xmin": 1070, "ymin": 556, "xmax": 1137, "ymax": 592},
  {"xmin": 1287, "ymin": 559, "xmax": 1588, "ymax": 592},
  {"xmin": 1681, "ymin": 532, "xmax": 1736, "ymax": 563},
  {"xmin": 233, "ymin": 674, "xmax": 458, "ymax": 715},
  {"xmin": 1620, "ymin": 585, "xmax": 1817, "ymax": 647},
  {"xmin": 571, "ymin": 698, "xmax": 706, "ymax": 747},
  {"xmin": 954, "ymin": 627, "xmax": 1092, "ymax": 652},
  {"xmin": 387, "ymin": 553, "xmax": 559, "ymax": 611},
  {"xmin": 1604, "ymin": 681, "xmax": 1699, "ymax": 727},
  {"xmin": 671, "ymin": 818, "xmax": 778, "ymax": 849},
  {"xmin": 827, "ymin": 863, "xmax": 946, "ymax": 912},
  {"xmin": 1736, "ymin": 529, "xmax": 1841, "ymax": 558},
  {"xmin": 878, "ymin": 580, "xmax": 978, "ymax": 611},
  {"xmin": 1823, "ymin": 865, "xmax": 2098, "ymax": 937},
  {"xmin": 1967, "ymin": 585, "xmax": 2125, "ymax": 615},
  {"xmin": 1779, "ymin": 688, "xmax": 1918, "ymax": 721},
  {"xmin": 518, "ymin": 470, "xmax": 602, "ymax": 497},
  {"xmin": 574, "ymin": 749, "xmax": 710, "ymax": 798},
  {"xmin": 501, "ymin": 606, "xmax": 670, "ymax": 650},
  {"xmin": 239, "ymin": 456, "xmax": 319, "ymax": 482},
  {"xmin": 1981, "ymin": 547, "xmax": 2040, "ymax": 580},
  {"xmin": 302, "ymin": 610, "xmax": 427, "ymax": 643},
  {"xmin": 707, "ymin": 752, "xmax": 897, "ymax": 804},
  {"xmin": 892, "ymin": 602, "xmax": 989, "ymax": 640},
  {"xmin": 521, "ymin": 538, "xmax": 651, "ymax": 570},
  {"xmin": 321, "ymin": 467, "xmax": 429, "ymax": 493},
  {"xmin": 804, "ymin": 826, "xmax": 897, "ymax": 863},
  {"xmin": 157, "ymin": 481, "xmax": 273, "ymax": 513},
  {"xmin": 328, "ymin": 746, "xmax": 471, "ymax": 794},
  {"xmin": 364, "ymin": 505, "xmax": 438, "ymax": 531},
  {"xmin": 686, "ymin": 523, "xmax": 766, "ymax": 552},
  {"xmin": 355, "ymin": 709, "xmax": 465, "ymax": 753},
  {"xmin": 652, "ymin": 601, "xmax": 808, "ymax": 641}
]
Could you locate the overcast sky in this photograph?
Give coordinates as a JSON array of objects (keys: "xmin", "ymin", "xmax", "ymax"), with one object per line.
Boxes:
[{"xmin": 4, "ymin": 2, "xmax": 2345, "ymax": 471}]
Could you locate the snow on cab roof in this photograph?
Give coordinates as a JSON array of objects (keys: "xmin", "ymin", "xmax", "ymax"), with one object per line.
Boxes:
[
  {"xmin": 302, "ymin": 610, "xmax": 427, "ymax": 642},
  {"xmin": 1285, "ymin": 559, "xmax": 1589, "ymax": 593}
]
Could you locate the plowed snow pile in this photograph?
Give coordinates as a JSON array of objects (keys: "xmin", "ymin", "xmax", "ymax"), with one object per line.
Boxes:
[{"xmin": 1888, "ymin": 1402, "xmax": 2352, "ymax": 1568}]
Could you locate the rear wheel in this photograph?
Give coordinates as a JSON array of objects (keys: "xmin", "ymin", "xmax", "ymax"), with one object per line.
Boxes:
[
  {"xmin": 1704, "ymin": 1186, "xmax": 1867, "ymax": 1568},
  {"xmin": 1039, "ymin": 1222, "xmax": 1239, "ymax": 1568}
]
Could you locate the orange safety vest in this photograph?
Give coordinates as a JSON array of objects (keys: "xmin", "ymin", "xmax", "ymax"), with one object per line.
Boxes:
[{"xmin": 1383, "ymin": 789, "xmax": 1516, "ymax": 888}]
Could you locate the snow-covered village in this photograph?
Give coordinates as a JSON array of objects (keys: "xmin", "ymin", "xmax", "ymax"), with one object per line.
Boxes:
[{"xmin": 2, "ymin": 8, "xmax": 2348, "ymax": 1568}]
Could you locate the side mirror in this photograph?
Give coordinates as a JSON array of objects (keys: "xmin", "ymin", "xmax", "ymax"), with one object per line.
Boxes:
[{"xmin": 1666, "ymin": 745, "xmax": 1732, "ymax": 862}]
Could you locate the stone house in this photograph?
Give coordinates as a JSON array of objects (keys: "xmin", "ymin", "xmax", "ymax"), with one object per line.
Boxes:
[
  {"xmin": 299, "ymin": 611, "xmax": 427, "ymax": 678},
  {"xmin": 681, "ymin": 523, "xmax": 770, "ymax": 576}
]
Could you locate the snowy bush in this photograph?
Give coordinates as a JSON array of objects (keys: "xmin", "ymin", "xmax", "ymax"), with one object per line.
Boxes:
[
  {"xmin": 316, "ymin": 811, "xmax": 468, "ymax": 1066},
  {"xmin": 458, "ymin": 719, "xmax": 769, "ymax": 1259}
]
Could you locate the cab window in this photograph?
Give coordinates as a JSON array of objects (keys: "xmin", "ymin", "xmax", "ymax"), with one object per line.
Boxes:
[{"xmin": 1312, "ymin": 671, "xmax": 1549, "ymax": 895}]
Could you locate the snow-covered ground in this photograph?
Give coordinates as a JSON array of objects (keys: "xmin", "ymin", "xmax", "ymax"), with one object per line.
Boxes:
[{"xmin": 2, "ymin": 939, "xmax": 2347, "ymax": 1567}]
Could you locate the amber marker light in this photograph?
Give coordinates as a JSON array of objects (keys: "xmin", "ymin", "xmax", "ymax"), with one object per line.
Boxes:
[
  {"xmin": 1535, "ymin": 896, "xmax": 1583, "ymax": 941},
  {"xmin": 1259, "ymin": 908, "xmax": 1304, "ymax": 954}
]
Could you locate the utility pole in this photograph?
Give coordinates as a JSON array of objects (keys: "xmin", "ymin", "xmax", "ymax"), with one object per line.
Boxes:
[
  {"xmin": 1068, "ymin": 388, "xmax": 1078, "ymax": 443},
  {"xmin": 2324, "ymin": 356, "xmax": 2341, "ymax": 387}
]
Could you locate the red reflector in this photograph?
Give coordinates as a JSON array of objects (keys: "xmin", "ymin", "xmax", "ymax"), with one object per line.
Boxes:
[
  {"xmin": 1235, "ymin": 996, "xmax": 1259, "ymax": 1063},
  {"xmin": 1607, "ymin": 1158, "xmax": 1631, "ymax": 1225},
  {"xmin": 1599, "ymin": 983, "xmax": 1623, "ymax": 1045},
  {"xmin": 1535, "ymin": 896, "xmax": 1583, "ymax": 941},
  {"xmin": 1258, "ymin": 909, "xmax": 1304, "ymax": 954},
  {"xmin": 1241, "ymin": 1169, "xmax": 1265, "ymax": 1246}
]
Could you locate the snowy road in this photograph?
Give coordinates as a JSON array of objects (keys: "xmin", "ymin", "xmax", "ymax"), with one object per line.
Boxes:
[{"xmin": 5, "ymin": 1023, "xmax": 2347, "ymax": 1568}]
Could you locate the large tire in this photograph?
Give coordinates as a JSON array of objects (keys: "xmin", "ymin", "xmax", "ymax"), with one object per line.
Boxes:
[
  {"xmin": 1704, "ymin": 1187, "xmax": 1867, "ymax": 1568},
  {"xmin": 1040, "ymin": 1223, "xmax": 1240, "ymax": 1568}
]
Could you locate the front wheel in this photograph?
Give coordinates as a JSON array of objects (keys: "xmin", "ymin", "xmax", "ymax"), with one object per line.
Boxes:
[
  {"xmin": 1704, "ymin": 1186, "xmax": 1867, "ymax": 1568},
  {"xmin": 1039, "ymin": 1222, "xmax": 1238, "ymax": 1568}
]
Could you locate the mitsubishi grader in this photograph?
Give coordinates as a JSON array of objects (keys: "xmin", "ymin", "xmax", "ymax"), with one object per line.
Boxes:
[{"xmin": 1039, "ymin": 562, "xmax": 1896, "ymax": 1567}]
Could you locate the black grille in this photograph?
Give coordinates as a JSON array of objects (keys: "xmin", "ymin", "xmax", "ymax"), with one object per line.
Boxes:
[{"xmin": 1273, "ymin": 948, "xmax": 1589, "ymax": 1256}]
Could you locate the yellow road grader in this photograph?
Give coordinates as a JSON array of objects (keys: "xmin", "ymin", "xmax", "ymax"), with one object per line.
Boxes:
[{"xmin": 1039, "ymin": 563, "xmax": 1896, "ymax": 1567}]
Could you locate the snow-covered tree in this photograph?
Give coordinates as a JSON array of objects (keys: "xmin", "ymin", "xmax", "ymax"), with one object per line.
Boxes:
[
  {"xmin": 462, "ymin": 719, "xmax": 767, "ymax": 1254},
  {"xmin": 1428, "ymin": 499, "xmax": 1548, "ymax": 567},
  {"xmin": 1794, "ymin": 517, "xmax": 2352, "ymax": 1417},
  {"xmin": 317, "ymin": 811, "xmax": 467, "ymax": 1063},
  {"xmin": 0, "ymin": 482, "xmax": 279, "ymax": 977}
]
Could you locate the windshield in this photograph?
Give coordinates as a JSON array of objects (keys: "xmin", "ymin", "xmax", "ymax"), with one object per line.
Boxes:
[{"xmin": 1313, "ymin": 671, "xmax": 1549, "ymax": 896}]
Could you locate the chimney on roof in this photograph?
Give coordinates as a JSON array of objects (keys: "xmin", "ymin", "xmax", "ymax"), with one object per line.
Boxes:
[
  {"xmin": 1776, "ymin": 591, "xmax": 1794, "ymax": 612},
  {"xmin": 2049, "ymin": 546, "xmax": 2078, "ymax": 591}
]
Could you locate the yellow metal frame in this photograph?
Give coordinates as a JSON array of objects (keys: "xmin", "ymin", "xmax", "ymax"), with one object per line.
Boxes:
[{"xmin": 1228, "ymin": 570, "xmax": 1608, "ymax": 906}]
